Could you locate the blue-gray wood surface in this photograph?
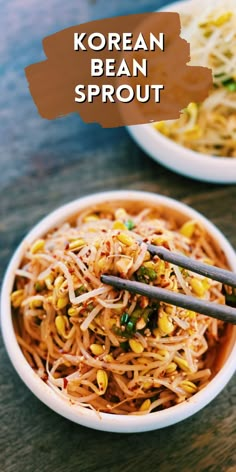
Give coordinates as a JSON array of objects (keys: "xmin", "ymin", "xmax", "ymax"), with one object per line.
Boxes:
[{"xmin": 0, "ymin": 1, "xmax": 236, "ymax": 471}]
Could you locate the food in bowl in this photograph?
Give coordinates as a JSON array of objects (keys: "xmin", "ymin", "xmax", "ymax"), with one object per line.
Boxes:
[
  {"xmin": 154, "ymin": 0, "xmax": 236, "ymax": 157},
  {"xmin": 11, "ymin": 198, "xmax": 232, "ymax": 415}
]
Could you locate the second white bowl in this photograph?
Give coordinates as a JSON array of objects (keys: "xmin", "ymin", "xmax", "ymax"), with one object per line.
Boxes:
[{"xmin": 127, "ymin": 0, "xmax": 236, "ymax": 184}]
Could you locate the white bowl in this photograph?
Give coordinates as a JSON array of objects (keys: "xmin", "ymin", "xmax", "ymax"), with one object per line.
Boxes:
[
  {"xmin": 1, "ymin": 190, "xmax": 236, "ymax": 433},
  {"xmin": 127, "ymin": 0, "xmax": 236, "ymax": 184}
]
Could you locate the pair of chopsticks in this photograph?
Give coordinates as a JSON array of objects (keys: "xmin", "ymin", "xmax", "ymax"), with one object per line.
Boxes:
[{"xmin": 101, "ymin": 243, "xmax": 236, "ymax": 324}]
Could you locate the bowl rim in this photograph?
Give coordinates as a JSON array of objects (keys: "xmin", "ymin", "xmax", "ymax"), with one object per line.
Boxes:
[
  {"xmin": 130, "ymin": 121, "xmax": 236, "ymax": 166},
  {"xmin": 1, "ymin": 190, "xmax": 236, "ymax": 433}
]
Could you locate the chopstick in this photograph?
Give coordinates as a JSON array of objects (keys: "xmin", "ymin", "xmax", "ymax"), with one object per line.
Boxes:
[
  {"xmin": 100, "ymin": 243, "xmax": 236, "ymax": 324},
  {"xmin": 101, "ymin": 275, "xmax": 236, "ymax": 324},
  {"xmin": 146, "ymin": 244, "xmax": 236, "ymax": 288}
]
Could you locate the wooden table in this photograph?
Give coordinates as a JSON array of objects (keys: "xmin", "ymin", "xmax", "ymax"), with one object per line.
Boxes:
[{"xmin": 1, "ymin": 1, "xmax": 236, "ymax": 471}]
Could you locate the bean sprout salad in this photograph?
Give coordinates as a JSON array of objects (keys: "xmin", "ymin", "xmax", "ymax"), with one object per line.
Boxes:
[{"xmin": 11, "ymin": 203, "xmax": 229, "ymax": 414}]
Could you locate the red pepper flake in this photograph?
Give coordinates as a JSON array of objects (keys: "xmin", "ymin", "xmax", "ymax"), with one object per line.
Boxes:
[
  {"xmin": 63, "ymin": 378, "xmax": 68, "ymax": 389},
  {"xmin": 79, "ymin": 363, "xmax": 91, "ymax": 374},
  {"xmin": 42, "ymin": 373, "xmax": 48, "ymax": 383},
  {"xmin": 65, "ymin": 242, "xmax": 69, "ymax": 250}
]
